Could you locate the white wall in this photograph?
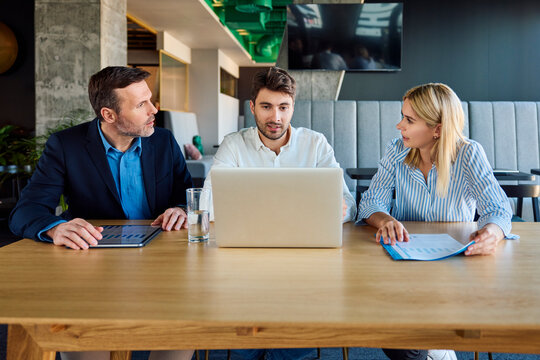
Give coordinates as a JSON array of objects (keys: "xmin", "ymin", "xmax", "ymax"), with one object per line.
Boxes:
[
  {"xmin": 157, "ymin": 31, "xmax": 191, "ymax": 64},
  {"xmin": 218, "ymin": 93, "xmax": 239, "ymax": 143},
  {"xmin": 218, "ymin": 49, "xmax": 239, "ymax": 78},
  {"xmin": 218, "ymin": 50, "xmax": 239, "ymax": 142},
  {"xmin": 190, "ymin": 49, "xmax": 219, "ymax": 154},
  {"xmin": 190, "ymin": 48, "xmax": 240, "ymax": 154}
]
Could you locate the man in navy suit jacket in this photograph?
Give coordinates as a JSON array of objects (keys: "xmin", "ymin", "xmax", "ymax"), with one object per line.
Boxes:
[{"xmin": 10, "ymin": 66, "xmax": 193, "ymax": 250}]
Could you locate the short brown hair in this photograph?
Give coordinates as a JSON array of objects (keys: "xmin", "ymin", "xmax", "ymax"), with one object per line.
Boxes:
[
  {"xmin": 88, "ymin": 66, "xmax": 150, "ymax": 120},
  {"xmin": 250, "ymin": 67, "xmax": 296, "ymax": 103}
]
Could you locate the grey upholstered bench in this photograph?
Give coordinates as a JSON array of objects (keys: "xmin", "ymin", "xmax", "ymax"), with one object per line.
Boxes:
[{"xmin": 244, "ymin": 100, "xmax": 540, "ymax": 220}]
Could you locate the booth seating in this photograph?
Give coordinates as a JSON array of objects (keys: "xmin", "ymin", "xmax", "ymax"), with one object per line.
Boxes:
[
  {"xmin": 244, "ymin": 100, "xmax": 540, "ymax": 221},
  {"xmin": 163, "ymin": 111, "xmax": 213, "ymax": 187}
]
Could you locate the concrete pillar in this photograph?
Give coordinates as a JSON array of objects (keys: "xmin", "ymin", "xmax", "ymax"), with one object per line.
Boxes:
[{"xmin": 35, "ymin": 0, "xmax": 126, "ymax": 135}]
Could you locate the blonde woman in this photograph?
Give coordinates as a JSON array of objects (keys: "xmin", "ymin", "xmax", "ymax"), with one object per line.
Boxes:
[{"xmin": 358, "ymin": 83, "xmax": 513, "ymax": 360}]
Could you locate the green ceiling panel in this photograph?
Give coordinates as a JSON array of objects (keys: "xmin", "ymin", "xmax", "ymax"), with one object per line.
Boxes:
[{"xmin": 204, "ymin": 0, "xmax": 291, "ymax": 63}]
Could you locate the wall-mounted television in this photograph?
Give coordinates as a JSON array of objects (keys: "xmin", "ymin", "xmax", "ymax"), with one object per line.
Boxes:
[{"xmin": 287, "ymin": 3, "xmax": 403, "ymax": 71}]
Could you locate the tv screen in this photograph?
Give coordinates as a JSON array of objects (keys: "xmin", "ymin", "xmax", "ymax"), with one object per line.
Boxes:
[{"xmin": 287, "ymin": 3, "xmax": 403, "ymax": 71}]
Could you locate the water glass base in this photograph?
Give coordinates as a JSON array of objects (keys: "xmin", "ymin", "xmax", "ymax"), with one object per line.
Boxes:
[{"xmin": 189, "ymin": 236, "xmax": 209, "ymax": 243}]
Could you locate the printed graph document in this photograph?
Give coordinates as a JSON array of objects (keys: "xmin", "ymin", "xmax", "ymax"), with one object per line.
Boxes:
[{"xmin": 381, "ymin": 234, "xmax": 474, "ymax": 261}]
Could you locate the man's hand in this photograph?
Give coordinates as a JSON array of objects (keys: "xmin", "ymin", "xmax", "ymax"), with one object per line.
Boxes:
[
  {"xmin": 151, "ymin": 207, "xmax": 188, "ymax": 231},
  {"xmin": 46, "ymin": 218, "xmax": 103, "ymax": 250},
  {"xmin": 342, "ymin": 199, "xmax": 347, "ymax": 220},
  {"xmin": 465, "ymin": 223, "xmax": 504, "ymax": 256}
]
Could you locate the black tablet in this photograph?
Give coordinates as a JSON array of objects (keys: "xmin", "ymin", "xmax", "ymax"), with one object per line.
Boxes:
[{"xmin": 90, "ymin": 225, "xmax": 162, "ymax": 248}]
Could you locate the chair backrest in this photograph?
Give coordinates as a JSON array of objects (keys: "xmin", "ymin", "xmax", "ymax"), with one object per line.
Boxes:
[
  {"xmin": 245, "ymin": 100, "xmax": 540, "ymax": 171},
  {"xmin": 500, "ymin": 184, "xmax": 540, "ymax": 221},
  {"xmin": 162, "ymin": 111, "xmax": 199, "ymax": 157},
  {"xmin": 469, "ymin": 102, "xmax": 540, "ymax": 173},
  {"xmin": 244, "ymin": 100, "xmax": 540, "ymax": 220},
  {"xmin": 244, "ymin": 100, "xmax": 470, "ymax": 191}
]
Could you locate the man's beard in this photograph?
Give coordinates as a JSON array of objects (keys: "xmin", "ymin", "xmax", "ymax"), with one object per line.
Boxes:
[
  {"xmin": 255, "ymin": 118, "xmax": 288, "ymax": 141},
  {"xmin": 116, "ymin": 115, "xmax": 155, "ymax": 138}
]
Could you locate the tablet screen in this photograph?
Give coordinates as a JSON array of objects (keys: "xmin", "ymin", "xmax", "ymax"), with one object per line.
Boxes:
[{"xmin": 91, "ymin": 225, "xmax": 162, "ymax": 248}]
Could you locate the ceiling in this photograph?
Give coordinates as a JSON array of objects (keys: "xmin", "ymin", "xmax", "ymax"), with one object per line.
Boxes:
[
  {"xmin": 205, "ymin": 0, "xmax": 290, "ymax": 63},
  {"xmin": 127, "ymin": 18, "xmax": 156, "ymax": 50},
  {"xmin": 127, "ymin": 0, "xmax": 288, "ymax": 66}
]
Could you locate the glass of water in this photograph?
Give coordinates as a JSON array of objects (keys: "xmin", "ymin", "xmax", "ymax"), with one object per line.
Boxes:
[{"xmin": 186, "ymin": 188, "xmax": 210, "ymax": 242}]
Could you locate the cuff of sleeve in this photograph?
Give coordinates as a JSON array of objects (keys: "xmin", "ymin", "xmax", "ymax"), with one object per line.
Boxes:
[
  {"xmin": 37, "ymin": 220, "xmax": 67, "ymax": 243},
  {"xmin": 357, "ymin": 204, "xmax": 389, "ymax": 224},
  {"xmin": 343, "ymin": 202, "xmax": 357, "ymax": 223},
  {"xmin": 175, "ymin": 205, "xmax": 188, "ymax": 215},
  {"xmin": 355, "ymin": 218, "xmax": 368, "ymax": 226},
  {"xmin": 478, "ymin": 216, "xmax": 512, "ymax": 238}
]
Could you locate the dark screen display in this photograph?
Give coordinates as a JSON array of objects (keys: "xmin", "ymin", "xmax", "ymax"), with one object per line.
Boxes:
[
  {"xmin": 287, "ymin": 3, "xmax": 403, "ymax": 71},
  {"xmin": 90, "ymin": 225, "xmax": 161, "ymax": 247}
]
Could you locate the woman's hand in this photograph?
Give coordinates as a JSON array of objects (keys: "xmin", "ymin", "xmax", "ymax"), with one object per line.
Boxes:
[
  {"xmin": 366, "ymin": 212, "xmax": 410, "ymax": 245},
  {"xmin": 465, "ymin": 223, "xmax": 504, "ymax": 256},
  {"xmin": 376, "ymin": 218, "xmax": 410, "ymax": 245}
]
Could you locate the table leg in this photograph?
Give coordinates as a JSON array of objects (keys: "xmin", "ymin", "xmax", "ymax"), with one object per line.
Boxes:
[
  {"xmin": 7, "ymin": 324, "xmax": 56, "ymax": 360},
  {"xmin": 111, "ymin": 351, "xmax": 132, "ymax": 360}
]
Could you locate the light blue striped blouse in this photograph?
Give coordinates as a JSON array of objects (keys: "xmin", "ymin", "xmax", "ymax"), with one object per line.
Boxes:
[{"xmin": 358, "ymin": 138, "xmax": 512, "ymax": 235}]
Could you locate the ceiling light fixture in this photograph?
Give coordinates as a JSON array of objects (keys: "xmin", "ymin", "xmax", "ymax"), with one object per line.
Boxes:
[{"xmin": 235, "ymin": 0, "xmax": 272, "ymax": 13}]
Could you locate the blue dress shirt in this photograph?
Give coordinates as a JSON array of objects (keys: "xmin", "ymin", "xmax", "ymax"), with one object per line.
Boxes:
[
  {"xmin": 96, "ymin": 122, "xmax": 152, "ymax": 220},
  {"xmin": 358, "ymin": 138, "xmax": 513, "ymax": 235},
  {"xmin": 38, "ymin": 122, "xmax": 152, "ymax": 241}
]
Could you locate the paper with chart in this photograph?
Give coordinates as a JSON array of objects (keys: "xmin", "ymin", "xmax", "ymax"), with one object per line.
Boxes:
[{"xmin": 381, "ymin": 233, "xmax": 474, "ymax": 261}]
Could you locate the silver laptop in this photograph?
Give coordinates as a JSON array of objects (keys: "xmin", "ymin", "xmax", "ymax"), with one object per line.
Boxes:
[{"xmin": 211, "ymin": 168, "xmax": 343, "ymax": 248}]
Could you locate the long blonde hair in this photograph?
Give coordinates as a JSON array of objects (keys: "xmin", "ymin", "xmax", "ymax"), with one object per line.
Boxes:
[{"xmin": 403, "ymin": 83, "xmax": 467, "ymax": 197}]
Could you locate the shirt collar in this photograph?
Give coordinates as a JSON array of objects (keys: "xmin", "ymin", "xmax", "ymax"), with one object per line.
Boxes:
[
  {"xmin": 252, "ymin": 125, "xmax": 295, "ymax": 152},
  {"xmin": 97, "ymin": 120, "xmax": 142, "ymax": 155},
  {"xmin": 394, "ymin": 139, "xmax": 410, "ymax": 163}
]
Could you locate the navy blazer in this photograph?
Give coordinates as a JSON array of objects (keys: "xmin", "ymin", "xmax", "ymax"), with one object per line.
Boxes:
[{"xmin": 9, "ymin": 118, "xmax": 193, "ymax": 240}]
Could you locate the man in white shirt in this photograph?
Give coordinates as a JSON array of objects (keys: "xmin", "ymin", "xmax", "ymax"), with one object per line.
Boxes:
[
  {"xmin": 204, "ymin": 66, "xmax": 355, "ymax": 360},
  {"xmin": 204, "ymin": 66, "xmax": 356, "ymax": 223}
]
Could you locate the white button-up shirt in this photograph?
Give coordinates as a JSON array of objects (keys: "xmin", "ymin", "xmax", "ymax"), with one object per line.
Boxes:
[{"xmin": 204, "ymin": 126, "xmax": 357, "ymax": 222}]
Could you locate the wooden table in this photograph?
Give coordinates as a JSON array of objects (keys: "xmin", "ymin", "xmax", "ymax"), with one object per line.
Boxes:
[{"xmin": 2, "ymin": 221, "xmax": 540, "ymax": 359}]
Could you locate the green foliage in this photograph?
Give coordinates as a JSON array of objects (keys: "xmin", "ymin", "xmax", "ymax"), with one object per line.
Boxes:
[
  {"xmin": 32, "ymin": 109, "xmax": 93, "ymax": 212},
  {"xmin": 1, "ymin": 109, "xmax": 93, "ymax": 167},
  {"xmin": 0, "ymin": 109, "xmax": 93, "ymax": 211},
  {"xmin": 0, "ymin": 125, "xmax": 33, "ymax": 167},
  {"xmin": 31, "ymin": 109, "xmax": 94, "ymax": 163}
]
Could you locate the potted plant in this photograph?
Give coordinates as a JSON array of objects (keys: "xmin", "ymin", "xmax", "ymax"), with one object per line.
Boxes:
[
  {"xmin": 0, "ymin": 109, "xmax": 94, "ymax": 215},
  {"xmin": 0, "ymin": 124, "xmax": 35, "ymax": 219}
]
